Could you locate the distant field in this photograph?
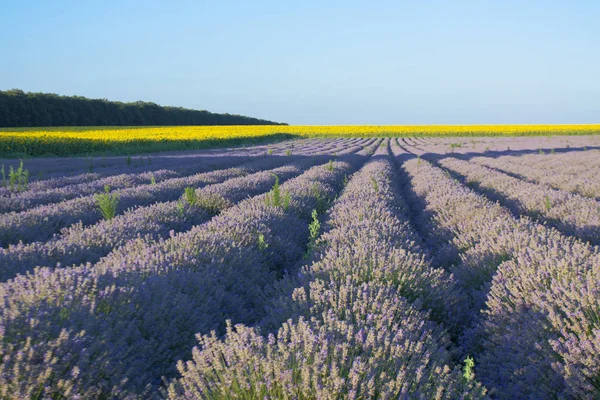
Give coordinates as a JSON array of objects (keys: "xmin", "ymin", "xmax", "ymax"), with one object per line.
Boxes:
[{"xmin": 1, "ymin": 124, "xmax": 600, "ymax": 157}]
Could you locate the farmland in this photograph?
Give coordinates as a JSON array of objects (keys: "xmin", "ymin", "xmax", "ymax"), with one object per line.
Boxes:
[
  {"xmin": 2, "ymin": 124, "xmax": 600, "ymax": 157},
  {"xmin": 0, "ymin": 135, "xmax": 599, "ymax": 399}
]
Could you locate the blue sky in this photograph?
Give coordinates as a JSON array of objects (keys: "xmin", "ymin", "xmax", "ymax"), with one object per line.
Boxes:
[{"xmin": 1, "ymin": 0, "xmax": 598, "ymax": 124}]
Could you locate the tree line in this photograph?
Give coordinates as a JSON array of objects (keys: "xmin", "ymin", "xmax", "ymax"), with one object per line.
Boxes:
[{"xmin": 0, "ymin": 89, "xmax": 285, "ymax": 127}]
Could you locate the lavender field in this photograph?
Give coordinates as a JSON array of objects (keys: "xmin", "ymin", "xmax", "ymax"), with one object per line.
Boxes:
[{"xmin": 1, "ymin": 135, "xmax": 599, "ymax": 399}]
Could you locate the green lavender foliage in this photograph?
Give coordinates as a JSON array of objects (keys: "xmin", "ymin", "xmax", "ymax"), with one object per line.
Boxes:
[{"xmin": 282, "ymin": 191, "xmax": 291, "ymax": 211}]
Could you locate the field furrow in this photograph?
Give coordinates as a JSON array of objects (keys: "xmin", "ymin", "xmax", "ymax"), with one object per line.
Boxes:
[{"xmin": 0, "ymin": 137, "xmax": 309, "ymax": 182}]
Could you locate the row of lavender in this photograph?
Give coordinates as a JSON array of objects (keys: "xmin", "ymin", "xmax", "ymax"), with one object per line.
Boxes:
[
  {"xmin": 401, "ymin": 137, "xmax": 600, "ymax": 246},
  {"xmin": 0, "ymin": 138, "xmax": 367, "ymax": 246},
  {"xmin": 0, "ymin": 139, "xmax": 381, "ymax": 398},
  {"xmin": 407, "ymin": 135, "xmax": 599, "ymax": 156},
  {"xmin": 0, "ymin": 137, "xmax": 354, "ymax": 203},
  {"xmin": 2, "ymin": 135, "xmax": 596, "ymax": 398},
  {"xmin": 0, "ymin": 138, "xmax": 280, "ymax": 196},
  {"xmin": 0, "ymin": 136, "xmax": 318, "ymax": 191},
  {"xmin": 469, "ymin": 150, "xmax": 600, "ymax": 199},
  {"xmin": 169, "ymin": 141, "xmax": 487, "ymax": 398},
  {"xmin": 0, "ymin": 138, "xmax": 360, "ymax": 208},
  {"xmin": 398, "ymin": 139, "xmax": 599, "ymax": 399},
  {"xmin": 0, "ymin": 138, "xmax": 373, "ymax": 281},
  {"xmin": 435, "ymin": 156, "xmax": 600, "ymax": 246}
]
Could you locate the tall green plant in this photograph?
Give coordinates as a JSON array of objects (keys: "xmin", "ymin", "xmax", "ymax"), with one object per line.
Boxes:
[
  {"xmin": 95, "ymin": 185, "xmax": 119, "ymax": 220},
  {"xmin": 264, "ymin": 174, "xmax": 291, "ymax": 210},
  {"xmin": 304, "ymin": 209, "xmax": 321, "ymax": 259},
  {"xmin": 183, "ymin": 187, "xmax": 198, "ymax": 205},
  {"xmin": 463, "ymin": 356, "xmax": 475, "ymax": 381},
  {"xmin": 2, "ymin": 160, "xmax": 29, "ymax": 191}
]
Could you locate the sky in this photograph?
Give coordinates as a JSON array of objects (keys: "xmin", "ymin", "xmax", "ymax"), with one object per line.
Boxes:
[{"xmin": 1, "ymin": 0, "xmax": 599, "ymax": 125}]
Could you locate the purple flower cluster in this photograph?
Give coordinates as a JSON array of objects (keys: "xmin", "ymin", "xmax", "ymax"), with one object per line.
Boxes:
[
  {"xmin": 169, "ymin": 141, "xmax": 487, "ymax": 398},
  {"xmin": 399, "ymin": 140, "xmax": 600, "ymax": 399},
  {"xmin": 0, "ymin": 140, "xmax": 377, "ymax": 397}
]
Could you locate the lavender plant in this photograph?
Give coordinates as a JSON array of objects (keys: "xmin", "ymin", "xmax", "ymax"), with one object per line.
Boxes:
[
  {"xmin": 0, "ymin": 145, "xmax": 367, "ymax": 397},
  {"xmin": 170, "ymin": 144, "xmax": 486, "ymax": 398},
  {"xmin": 398, "ymin": 140, "xmax": 600, "ymax": 399},
  {"xmin": 1, "ymin": 136, "xmax": 594, "ymax": 398}
]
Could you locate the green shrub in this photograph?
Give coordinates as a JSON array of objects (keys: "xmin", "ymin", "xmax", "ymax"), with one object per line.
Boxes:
[{"xmin": 95, "ymin": 185, "xmax": 119, "ymax": 220}]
